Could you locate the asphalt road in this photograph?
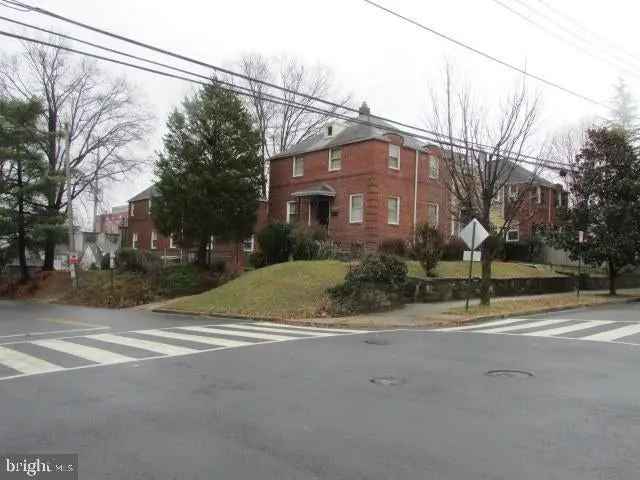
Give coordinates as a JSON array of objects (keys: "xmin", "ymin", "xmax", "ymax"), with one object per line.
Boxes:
[{"xmin": 1, "ymin": 300, "xmax": 639, "ymax": 479}]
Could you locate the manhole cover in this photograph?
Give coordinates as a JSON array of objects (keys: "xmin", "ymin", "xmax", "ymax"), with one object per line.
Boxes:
[
  {"xmin": 485, "ymin": 369, "xmax": 534, "ymax": 378},
  {"xmin": 370, "ymin": 376, "xmax": 405, "ymax": 386},
  {"xmin": 364, "ymin": 338, "xmax": 390, "ymax": 345}
]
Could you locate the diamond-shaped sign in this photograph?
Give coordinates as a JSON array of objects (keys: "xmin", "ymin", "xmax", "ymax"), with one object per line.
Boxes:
[{"xmin": 459, "ymin": 218, "xmax": 489, "ymax": 250}]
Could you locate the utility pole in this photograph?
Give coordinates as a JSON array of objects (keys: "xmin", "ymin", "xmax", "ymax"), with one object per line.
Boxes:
[
  {"xmin": 64, "ymin": 123, "xmax": 77, "ymax": 288},
  {"xmin": 92, "ymin": 146, "xmax": 100, "ymax": 233}
]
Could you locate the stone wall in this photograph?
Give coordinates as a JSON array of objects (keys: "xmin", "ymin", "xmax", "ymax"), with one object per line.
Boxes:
[{"xmin": 406, "ymin": 275, "xmax": 640, "ymax": 303}]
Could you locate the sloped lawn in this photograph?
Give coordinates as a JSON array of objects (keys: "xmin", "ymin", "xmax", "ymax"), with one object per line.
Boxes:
[
  {"xmin": 407, "ymin": 260, "xmax": 563, "ymax": 279},
  {"xmin": 166, "ymin": 260, "xmax": 348, "ymax": 319}
]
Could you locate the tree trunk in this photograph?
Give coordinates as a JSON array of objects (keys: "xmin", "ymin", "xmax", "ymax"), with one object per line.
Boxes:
[
  {"xmin": 480, "ymin": 242, "xmax": 492, "ymax": 306},
  {"xmin": 42, "ymin": 237, "xmax": 55, "ymax": 271},
  {"xmin": 16, "ymin": 158, "xmax": 29, "ymax": 282},
  {"xmin": 608, "ymin": 260, "xmax": 617, "ymax": 296}
]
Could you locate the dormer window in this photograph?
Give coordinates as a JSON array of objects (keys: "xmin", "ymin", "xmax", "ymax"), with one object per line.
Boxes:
[{"xmin": 327, "ymin": 125, "xmax": 333, "ymax": 137}]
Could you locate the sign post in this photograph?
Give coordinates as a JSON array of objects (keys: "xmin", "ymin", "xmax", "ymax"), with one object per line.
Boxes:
[
  {"xmin": 577, "ymin": 230, "xmax": 584, "ymax": 298},
  {"xmin": 459, "ymin": 219, "xmax": 490, "ymax": 311}
]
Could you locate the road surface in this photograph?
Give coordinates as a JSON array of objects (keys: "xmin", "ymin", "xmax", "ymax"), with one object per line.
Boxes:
[{"xmin": 0, "ymin": 300, "xmax": 639, "ymax": 479}]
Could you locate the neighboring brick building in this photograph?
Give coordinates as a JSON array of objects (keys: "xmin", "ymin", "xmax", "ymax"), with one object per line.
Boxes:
[
  {"xmin": 125, "ymin": 185, "xmax": 268, "ymax": 270},
  {"xmin": 269, "ymin": 102, "xmax": 452, "ymax": 251},
  {"xmin": 95, "ymin": 205, "xmax": 128, "ymax": 235}
]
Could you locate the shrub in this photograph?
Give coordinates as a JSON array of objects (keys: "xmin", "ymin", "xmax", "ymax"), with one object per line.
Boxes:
[
  {"xmin": 256, "ymin": 223, "xmax": 293, "ymax": 265},
  {"xmin": 316, "ymin": 240, "xmax": 339, "ymax": 260},
  {"xmin": 100, "ymin": 253, "xmax": 111, "ymax": 270},
  {"xmin": 249, "ymin": 251, "xmax": 267, "ymax": 269},
  {"xmin": 327, "ymin": 254, "xmax": 408, "ymax": 315},
  {"xmin": 158, "ymin": 264, "xmax": 209, "ymax": 297},
  {"xmin": 442, "ymin": 238, "xmax": 466, "ymax": 261},
  {"xmin": 115, "ymin": 248, "xmax": 161, "ymax": 273},
  {"xmin": 501, "ymin": 239, "xmax": 543, "ymax": 262},
  {"xmin": 290, "ymin": 225, "xmax": 327, "ymax": 261},
  {"xmin": 413, "ymin": 224, "xmax": 443, "ymax": 277},
  {"xmin": 210, "ymin": 258, "xmax": 226, "ymax": 274},
  {"xmin": 378, "ymin": 238, "xmax": 408, "ymax": 257}
]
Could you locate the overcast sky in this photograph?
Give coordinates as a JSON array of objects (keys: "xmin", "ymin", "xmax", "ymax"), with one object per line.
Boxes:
[{"xmin": 1, "ymin": 0, "xmax": 638, "ymax": 223}]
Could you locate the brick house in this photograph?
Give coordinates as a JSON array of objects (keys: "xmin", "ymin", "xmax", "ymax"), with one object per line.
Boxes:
[
  {"xmin": 268, "ymin": 102, "xmax": 452, "ymax": 250},
  {"xmin": 125, "ymin": 185, "xmax": 268, "ymax": 270},
  {"xmin": 95, "ymin": 205, "xmax": 128, "ymax": 235}
]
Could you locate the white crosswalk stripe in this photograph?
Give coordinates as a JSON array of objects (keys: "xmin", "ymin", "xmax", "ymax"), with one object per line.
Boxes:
[
  {"xmin": 178, "ymin": 325, "xmax": 296, "ymax": 341},
  {"xmin": 87, "ymin": 333, "xmax": 198, "ymax": 356},
  {"xmin": 433, "ymin": 317, "xmax": 640, "ymax": 347},
  {"xmin": 0, "ymin": 322, "xmax": 368, "ymax": 382},
  {"xmin": 32, "ymin": 338, "xmax": 134, "ymax": 364},
  {"xmin": 0, "ymin": 346, "xmax": 62, "ymax": 375}
]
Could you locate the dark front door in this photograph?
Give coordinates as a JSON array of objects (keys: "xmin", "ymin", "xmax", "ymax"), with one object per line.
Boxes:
[{"xmin": 316, "ymin": 199, "xmax": 330, "ymax": 227}]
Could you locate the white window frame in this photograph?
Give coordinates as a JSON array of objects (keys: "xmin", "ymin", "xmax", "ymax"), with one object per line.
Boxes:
[
  {"xmin": 328, "ymin": 147, "xmax": 342, "ymax": 172},
  {"xmin": 429, "ymin": 156, "xmax": 439, "ymax": 179},
  {"xmin": 427, "ymin": 202, "xmax": 439, "ymax": 228},
  {"xmin": 132, "ymin": 232, "xmax": 138, "ymax": 249},
  {"xmin": 292, "ymin": 156, "xmax": 304, "ymax": 177},
  {"xmin": 286, "ymin": 200, "xmax": 298, "ymax": 224},
  {"xmin": 536, "ymin": 186, "xmax": 542, "ymax": 204},
  {"xmin": 388, "ymin": 144, "xmax": 400, "ymax": 170},
  {"xmin": 151, "ymin": 231, "xmax": 158, "ymax": 250},
  {"xmin": 506, "ymin": 229, "xmax": 520, "ymax": 243},
  {"xmin": 129, "ymin": 203, "xmax": 134, "ymax": 217},
  {"xmin": 148, "ymin": 199, "xmax": 152, "ymax": 214},
  {"xmin": 169, "ymin": 234, "xmax": 176, "ymax": 249},
  {"xmin": 556, "ymin": 190, "xmax": 562, "ymax": 207},
  {"xmin": 349, "ymin": 194, "xmax": 364, "ymax": 224},
  {"xmin": 243, "ymin": 235, "xmax": 255, "ymax": 253},
  {"xmin": 387, "ymin": 196, "xmax": 400, "ymax": 225},
  {"xmin": 508, "ymin": 184, "xmax": 518, "ymax": 199}
]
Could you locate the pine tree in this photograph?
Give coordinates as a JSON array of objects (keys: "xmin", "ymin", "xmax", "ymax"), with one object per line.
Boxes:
[
  {"xmin": 0, "ymin": 98, "xmax": 61, "ymax": 281},
  {"xmin": 153, "ymin": 81, "xmax": 262, "ymax": 266},
  {"xmin": 609, "ymin": 77, "xmax": 639, "ymax": 141},
  {"xmin": 548, "ymin": 127, "xmax": 640, "ymax": 295}
]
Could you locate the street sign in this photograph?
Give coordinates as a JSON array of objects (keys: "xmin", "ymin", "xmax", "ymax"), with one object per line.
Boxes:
[{"xmin": 459, "ymin": 219, "xmax": 489, "ymax": 250}]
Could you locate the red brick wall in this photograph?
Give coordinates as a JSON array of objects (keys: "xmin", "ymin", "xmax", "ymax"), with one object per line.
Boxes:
[
  {"xmin": 268, "ymin": 139, "xmax": 452, "ymax": 250},
  {"xmin": 511, "ymin": 184, "xmax": 562, "ymax": 241}
]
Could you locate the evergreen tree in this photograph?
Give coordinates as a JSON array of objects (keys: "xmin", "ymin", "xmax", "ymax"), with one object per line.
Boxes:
[
  {"xmin": 0, "ymin": 98, "xmax": 62, "ymax": 281},
  {"xmin": 153, "ymin": 81, "xmax": 262, "ymax": 266},
  {"xmin": 548, "ymin": 127, "xmax": 640, "ymax": 295},
  {"xmin": 609, "ymin": 77, "xmax": 639, "ymax": 141}
]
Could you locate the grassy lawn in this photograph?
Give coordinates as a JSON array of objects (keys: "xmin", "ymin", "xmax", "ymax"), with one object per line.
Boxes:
[
  {"xmin": 166, "ymin": 260, "xmax": 349, "ymax": 319},
  {"xmin": 407, "ymin": 260, "xmax": 563, "ymax": 279},
  {"xmin": 446, "ymin": 292, "xmax": 638, "ymax": 319}
]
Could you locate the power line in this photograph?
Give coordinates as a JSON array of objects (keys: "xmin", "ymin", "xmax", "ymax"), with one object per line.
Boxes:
[
  {"xmin": 362, "ymin": 0, "xmax": 609, "ymax": 109},
  {"xmin": 535, "ymin": 0, "xmax": 640, "ymax": 68},
  {"xmin": 0, "ymin": 15, "xmax": 571, "ymax": 171},
  {"xmin": 489, "ymin": 0, "xmax": 640, "ymax": 80},
  {"xmin": 0, "ymin": 26, "xmax": 572, "ymax": 173}
]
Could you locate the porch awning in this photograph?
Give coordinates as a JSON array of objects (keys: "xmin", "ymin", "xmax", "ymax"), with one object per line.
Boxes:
[{"xmin": 291, "ymin": 183, "xmax": 336, "ymax": 198}]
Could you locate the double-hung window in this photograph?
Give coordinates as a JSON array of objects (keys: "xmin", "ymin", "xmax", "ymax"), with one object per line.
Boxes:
[
  {"xmin": 169, "ymin": 234, "xmax": 176, "ymax": 249},
  {"xmin": 132, "ymin": 232, "xmax": 138, "ymax": 249},
  {"xmin": 388, "ymin": 144, "xmax": 400, "ymax": 170},
  {"xmin": 151, "ymin": 231, "xmax": 158, "ymax": 249},
  {"xmin": 329, "ymin": 147, "xmax": 342, "ymax": 171},
  {"xmin": 286, "ymin": 201, "xmax": 298, "ymax": 224},
  {"xmin": 349, "ymin": 194, "xmax": 363, "ymax": 223},
  {"xmin": 429, "ymin": 156, "xmax": 439, "ymax": 179},
  {"xmin": 506, "ymin": 229, "xmax": 519, "ymax": 243},
  {"xmin": 292, "ymin": 156, "xmax": 304, "ymax": 177},
  {"xmin": 243, "ymin": 235, "xmax": 255, "ymax": 253},
  {"xmin": 387, "ymin": 196, "xmax": 400, "ymax": 225}
]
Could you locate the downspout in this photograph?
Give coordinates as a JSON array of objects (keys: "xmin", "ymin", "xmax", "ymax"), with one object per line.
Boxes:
[
  {"xmin": 548, "ymin": 189, "xmax": 552, "ymax": 224},
  {"xmin": 413, "ymin": 149, "xmax": 419, "ymax": 242}
]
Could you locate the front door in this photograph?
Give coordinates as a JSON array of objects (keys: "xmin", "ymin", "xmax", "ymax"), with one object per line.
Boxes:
[{"xmin": 316, "ymin": 199, "xmax": 330, "ymax": 227}]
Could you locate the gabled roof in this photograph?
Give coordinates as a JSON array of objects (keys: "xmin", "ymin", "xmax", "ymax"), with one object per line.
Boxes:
[
  {"xmin": 128, "ymin": 185, "xmax": 158, "ymax": 202},
  {"xmin": 270, "ymin": 102, "xmax": 423, "ymax": 160},
  {"xmin": 498, "ymin": 160, "xmax": 556, "ymax": 187}
]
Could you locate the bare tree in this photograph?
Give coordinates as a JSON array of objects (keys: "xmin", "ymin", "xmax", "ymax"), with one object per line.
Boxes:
[
  {"xmin": 429, "ymin": 66, "xmax": 545, "ymax": 305},
  {"xmin": 236, "ymin": 54, "xmax": 351, "ymax": 196},
  {"xmin": 0, "ymin": 37, "xmax": 153, "ymax": 269}
]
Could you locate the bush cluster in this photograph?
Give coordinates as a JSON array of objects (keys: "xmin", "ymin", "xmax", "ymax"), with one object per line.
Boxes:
[
  {"xmin": 115, "ymin": 248, "xmax": 161, "ymax": 274},
  {"xmin": 326, "ymin": 254, "xmax": 408, "ymax": 315},
  {"xmin": 378, "ymin": 238, "xmax": 408, "ymax": 257},
  {"xmin": 251, "ymin": 223, "xmax": 338, "ymax": 268},
  {"xmin": 442, "ymin": 238, "xmax": 466, "ymax": 261},
  {"xmin": 412, "ymin": 224, "xmax": 443, "ymax": 277}
]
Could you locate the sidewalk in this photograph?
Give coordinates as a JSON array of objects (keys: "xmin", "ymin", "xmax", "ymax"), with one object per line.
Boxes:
[{"xmin": 276, "ymin": 288, "xmax": 640, "ymax": 330}]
